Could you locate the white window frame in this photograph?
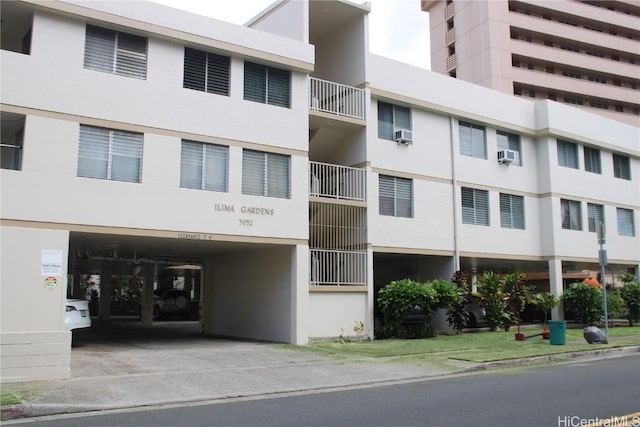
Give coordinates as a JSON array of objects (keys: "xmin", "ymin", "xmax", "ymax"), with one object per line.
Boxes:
[
  {"xmin": 242, "ymin": 149, "xmax": 290, "ymax": 198},
  {"xmin": 461, "ymin": 187, "xmax": 489, "ymax": 225},
  {"xmin": 77, "ymin": 124, "xmax": 143, "ymax": 183},
  {"xmin": 379, "ymin": 175, "xmax": 413, "ymax": 218},
  {"xmin": 180, "ymin": 140, "xmax": 228, "ymax": 192}
]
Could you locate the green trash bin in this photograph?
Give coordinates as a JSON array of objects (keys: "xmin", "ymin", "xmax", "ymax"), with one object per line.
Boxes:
[{"xmin": 548, "ymin": 320, "xmax": 567, "ymax": 345}]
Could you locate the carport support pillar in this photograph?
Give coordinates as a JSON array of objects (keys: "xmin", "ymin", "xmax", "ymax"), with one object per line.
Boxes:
[
  {"xmin": 290, "ymin": 245, "xmax": 309, "ymax": 345},
  {"xmin": 140, "ymin": 263, "xmax": 155, "ymax": 326},
  {"xmin": 98, "ymin": 262, "xmax": 112, "ymax": 321},
  {"xmin": 548, "ymin": 259, "xmax": 564, "ymax": 320}
]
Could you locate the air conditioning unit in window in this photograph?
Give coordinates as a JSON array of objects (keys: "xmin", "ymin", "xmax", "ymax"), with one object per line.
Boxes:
[
  {"xmin": 497, "ymin": 149, "xmax": 519, "ymax": 165},
  {"xmin": 395, "ymin": 129, "xmax": 413, "ymax": 145}
]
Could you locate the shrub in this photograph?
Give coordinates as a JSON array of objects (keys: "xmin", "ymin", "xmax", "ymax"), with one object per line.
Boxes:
[
  {"xmin": 377, "ymin": 279, "xmax": 437, "ymax": 338},
  {"xmin": 446, "ymin": 271, "xmax": 471, "ymax": 334},
  {"xmin": 606, "ymin": 289, "xmax": 628, "ymax": 324},
  {"xmin": 619, "ymin": 281, "xmax": 640, "ymax": 326},
  {"xmin": 561, "ymin": 282, "xmax": 603, "ymax": 325},
  {"xmin": 474, "ymin": 272, "xmax": 509, "ymax": 332},
  {"xmin": 502, "ymin": 273, "xmax": 529, "ymax": 332},
  {"xmin": 531, "ymin": 292, "xmax": 559, "ymax": 326}
]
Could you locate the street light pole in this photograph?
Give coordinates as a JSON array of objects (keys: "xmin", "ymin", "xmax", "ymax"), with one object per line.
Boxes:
[{"xmin": 598, "ymin": 221, "xmax": 609, "ymax": 341}]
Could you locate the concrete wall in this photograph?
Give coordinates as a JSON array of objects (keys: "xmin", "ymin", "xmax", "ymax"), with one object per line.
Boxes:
[
  {"xmin": 1, "ymin": 226, "xmax": 71, "ymax": 382},
  {"xmin": 211, "ymin": 247, "xmax": 295, "ymax": 343},
  {"xmin": 308, "ymin": 291, "xmax": 367, "ymax": 339}
]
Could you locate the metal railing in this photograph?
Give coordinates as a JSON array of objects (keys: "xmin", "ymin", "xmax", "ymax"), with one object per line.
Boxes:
[
  {"xmin": 310, "ymin": 249, "xmax": 367, "ymax": 286},
  {"xmin": 445, "ymin": 28, "xmax": 456, "ymax": 46},
  {"xmin": 309, "ymin": 161, "xmax": 366, "ymax": 202},
  {"xmin": 445, "ymin": 2, "xmax": 455, "ymax": 20},
  {"xmin": 446, "ymin": 54, "xmax": 457, "ymax": 71},
  {"xmin": 309, "ymin": 77, "xmax": 365, "ymax": 120}
]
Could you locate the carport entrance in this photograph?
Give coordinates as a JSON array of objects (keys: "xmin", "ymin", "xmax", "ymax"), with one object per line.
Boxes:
[{"xmin": 67, "ymin": 231, "xmax": 300, "ymax": 344}]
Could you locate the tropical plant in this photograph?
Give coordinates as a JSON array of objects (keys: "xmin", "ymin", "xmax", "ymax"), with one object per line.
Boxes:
[
  {"xmin": 474, "ymin": 272, "xmax": 509, "ymax": 332},
  {"xmin": 502, "ymin": 273, "xmax": 529, "ymax": 333},
  {"xmin": 377, "ymin": 279, "xmax": 437, "ymax": 338},
  {"xmin": 618, "ymin": 272, "xmax": 637, "ymax": 285},
  {"xmin": 606, "ymin": 289, "xmax": 628, "ymax": 326},
  {"xmin": 619, "ymin": 281, "xmax": 640, "ymax": 326},
  {"xmin": 446, "ymin": 270, "xmax": 471, "ymax": 334},
  {"xmin": 561, "ymin": 282, "xmax": 603, "ymax": 325},
  {"xmin": 531, "ymin": 292, "xmax": 559, "ymax": 326}
]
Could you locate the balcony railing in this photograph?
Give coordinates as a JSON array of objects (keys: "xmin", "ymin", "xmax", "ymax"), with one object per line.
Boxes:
[
  {"xmin": 445, "ymin": 28, "xmax": 456, "ymax": 46},
  {"xmin": 310, "ymin": 161, "xmax": 366, "ymax": 202},
  {"xmin": 445, "ymin": 2, "xmax": 455, "ymax": 20},
  {"xmin": 309, "ymin": 77, "xmax": 365, "ymax": 120},
  {"xmin": 446, "ymin": 53, "xmax": 457, "ymax": 71},
  {"xmin": 310, "ymin": 249, "xmax": 367, "ymax": 286}
]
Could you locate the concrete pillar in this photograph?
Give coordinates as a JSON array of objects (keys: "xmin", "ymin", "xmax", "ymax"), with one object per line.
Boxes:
[
  {"xmin": 201, "ymin": 258, "xmax": 216, "ymax": 335},
  {"xmin": 366, "ymin": 247, "xmax": 375, "ymax": 340},
  {"xmin": 98, "ymin": 262, "xmax": 112, "ymax": 321},
  {"xmin": 548, "ymin": 258, "xmax": 564, "ymax": 320},
  {"xmin": 140, "ymin": 263, "xmax": 155, "ymax": 326},
  {"xmin": 290, "ymin": 244, "xmax": 309, "ymax": 345}
]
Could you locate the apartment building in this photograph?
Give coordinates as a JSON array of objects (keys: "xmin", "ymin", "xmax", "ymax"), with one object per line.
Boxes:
[
  {"xmin": 1, "ymin": 0, "xmax": 638, "ymax": 383},
  {"xmin": 422, "ymin": 0, "xmax": 640, "ymax": 126}
]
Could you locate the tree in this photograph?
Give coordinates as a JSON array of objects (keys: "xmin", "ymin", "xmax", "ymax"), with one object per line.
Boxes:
[
  {"xmin": 532, "ymin": 292, "xmax": 559, "ymax": 326},
  {"xmin": 503, "ymin": 273, "xmax": 529, "ymax": 333},
  {"xmin": 446, "ymin": 271, "xmax": 471, "ymax": 334},
  {"xmin": 619, "ymin": 281, "xmax": 640, "ymax": 326},
  {"xmin": 474, "ymin": 272, "xmax": 509, "ymax": 332}
]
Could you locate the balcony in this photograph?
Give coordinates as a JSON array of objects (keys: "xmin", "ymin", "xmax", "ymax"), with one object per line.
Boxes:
[
  {"xmin": 445, "ymin": 2, "xmax": 455, "ymax": 20},
  {"xmin": 445, "ymin": 28, "xmax": 456, "ymax": 46},
  {"xmin": 309, "ymin": 77, "xmax": 366, "ymax": 120},
  {"xmin": 310, "ymin": 161, "xmax": 366, "ymax": 202},
  {"xmin": 446, "ymin": 54, "xmax": 457, "ymax": 71},
  {"xmin": 310, "ymin": 249, "xmax": 367, "ymax": 286}
]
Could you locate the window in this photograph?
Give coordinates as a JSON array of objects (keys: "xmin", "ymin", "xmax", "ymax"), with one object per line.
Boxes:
[
  {"xmin": 587, "ymin": 203, "xmax": 604, "ymax": 233},
  {"xmin": 617, "ymin": 208, "xmax": 635, "ymax": 236},
  {"xmin": 0, "ymin": 112, "xmax": 25, "ymax": 171},
  {"xmin": 77, "ymin": 125, "xmax": 143, "ymax": 183},
  {"xmin": 461, "ymin": 187, "xmax": 489, "ymax": 225},
  {"xmin": 242, "ymin": 149, "xmax": 290, "ymax": 198},
  {"xmin": 459, "ymin": 122, "xmax": 486, "ymax": 159},
  {"xmin": 244, "ymin": 62, "xmax": 290, "ymax": 108},
  {"xmin": 180, "ymin": 141, "xmax": 228, "ymax": 192},
  {"xmin": 561, "ymin": 199, "xmax": 582, "ymax": 230},
  {"xmin": 613, "ymin": 153, "xmax": 631, "ymax": 180},
  {"xmin": 500, "ymin": 193, "xmax": 525, "ymax": 229},
  {"xmin": 583, "ymin": 147, "xmax": 601, "ymax": 174},
  {"xmin": 557, "ymin": 140, "xmax": 578, "ymax": 169},
  {"xmin": 84, "ymin": 25, "xmax": 147, "ymax": 79},
  {"xmin": 379, "ymin": 175, "xmax": 413, "ymax": 218},
  {"xmin": 497, "ymin": 131, "xmax": 522, "ymax": 166},
  {"xmin": 183, "ymin": 48, "xmax": 230, "ymax": 95},
  {"xmin": 377, "ymin": 101, "xmax": 411, "ymax": 140}
]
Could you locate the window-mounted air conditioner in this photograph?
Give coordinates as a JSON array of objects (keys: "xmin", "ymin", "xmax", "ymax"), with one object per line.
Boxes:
[
  {"xmin": 497, "ymin": 149, "xmax": 519, "ymax": 165},
  {"xmin": 395, "ymin": 129, "xmax": 413, "ymax": 145}
]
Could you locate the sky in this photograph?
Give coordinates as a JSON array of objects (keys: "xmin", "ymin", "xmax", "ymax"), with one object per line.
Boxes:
[{"xmin": 151, "ymin": 0, "xmax": 430, "ymax": 69}]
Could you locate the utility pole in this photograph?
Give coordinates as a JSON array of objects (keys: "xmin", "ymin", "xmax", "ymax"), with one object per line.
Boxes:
[{"xmin": 598, "ymin": 221, "xmax": 609, "ymax": 341}]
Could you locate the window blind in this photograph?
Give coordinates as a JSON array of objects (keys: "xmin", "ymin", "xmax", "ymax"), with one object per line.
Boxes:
[
  {"xmin": 587, "ymin": 203, "xmax": 604, "ymax": 233},
  {"xmin": 497, "ymin": 131, "xmax": 521, "ymax": 165},
  {"xmin": 244, "ymin": 62, "xmax": 290, "ymax": 107},
  {"xmin": 561, "ymin": 199, "xmax": 582, "ymax": 230},
  {"xmin": 180, "ymin": 141, "xmax": 228, "ymax": 191},
  {"xmin": 183, "ymin": 48, "xmax": 230, "ymax": 95},
  {"xmin": 84, "ymin": 25, "xmax": 147, "ymax": 79},
  {"xmin": 459, "ymin": 122, "xmax": 486, "ymax": 159},
  {"xmin": 613, "ymin": 154, "xmax": 631, "ymax": 180},
  {"xmin": 461, "ymin": 187, "xmax": 489, "ymax": 225},
  {"xmin": 500, "ymin": 193, "xmax": 525, "ymax": 229},
  {"xmin": 378, "ymin": 175, "xmax": 413, "ymax": 217},
  {"xmin": 557, "ymin": 140, "xmax": 578, "ymax": 169},
  {"xmin": 77, "ymin": 125, "xmax": 142, "ymax": 182},
  {"xmin": 584, "ymin": 147, "xmax": 601, "ymax": 174},
  {"xmin": 617, "ymin": 208, "xmax": 635, "ymax": 236},
  {"xmin": 242, "ymin": 149, "xmax": 290, "ymax": 198},
  {"xmin": 377, "ymin": 102, "xmax": 393, "ymax": 140}
]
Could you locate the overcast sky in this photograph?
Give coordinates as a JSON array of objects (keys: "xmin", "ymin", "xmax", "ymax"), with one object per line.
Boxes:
[{"xmin": 151, "ymin": 0, "xmax": 430, "ymax": 69}]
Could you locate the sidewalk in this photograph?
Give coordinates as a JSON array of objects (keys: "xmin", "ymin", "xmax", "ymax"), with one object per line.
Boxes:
[{"xmin": 1, "ymin": 321, "xmax": 638, "ymax": 422}]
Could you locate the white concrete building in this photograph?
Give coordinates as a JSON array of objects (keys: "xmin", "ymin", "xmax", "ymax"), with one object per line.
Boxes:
[{"xmin": 1, "ymin": 0, "xmax": 638, "ymax": 383}]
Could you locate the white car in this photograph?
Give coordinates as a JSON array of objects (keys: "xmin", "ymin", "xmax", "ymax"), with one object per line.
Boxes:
[{"xmin": 65, "ymin": 299, "xmax": 91, "ymax": 331}]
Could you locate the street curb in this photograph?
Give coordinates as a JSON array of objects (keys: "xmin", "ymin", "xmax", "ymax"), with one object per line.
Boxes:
[{"xmin": 2, "ymin": 346, "xmax": 639, "ymax": 423}]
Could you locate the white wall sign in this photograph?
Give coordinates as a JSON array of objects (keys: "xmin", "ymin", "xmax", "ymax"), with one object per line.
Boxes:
[{"xmin": 41, "ymin": 249, "xmax": 63, "ymax": 276}]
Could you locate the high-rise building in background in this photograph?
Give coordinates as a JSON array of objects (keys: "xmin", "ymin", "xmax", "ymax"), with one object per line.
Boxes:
[{"xmin": 422, "ymin": 0, "xmax": 640, "ymax": 126}]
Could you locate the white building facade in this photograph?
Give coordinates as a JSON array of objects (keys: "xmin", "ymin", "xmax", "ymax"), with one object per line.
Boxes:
[{"xmin": 1, "ymin": 0, "xmax": 638, "ymax": 383}]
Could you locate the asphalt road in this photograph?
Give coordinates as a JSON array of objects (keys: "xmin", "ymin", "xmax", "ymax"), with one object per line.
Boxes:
[{"xmin": 15, "ymin": 355, "xmax": 640, "ymax": 427}]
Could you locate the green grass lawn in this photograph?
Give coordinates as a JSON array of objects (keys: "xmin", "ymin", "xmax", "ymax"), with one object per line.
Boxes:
[
  {"xmin": 301, "ymin": 326, "xmax": 640, "ymax": 363},
  {"xmin": 0, "ymin": 393, "xmax": 22, "ymax": 406}
]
